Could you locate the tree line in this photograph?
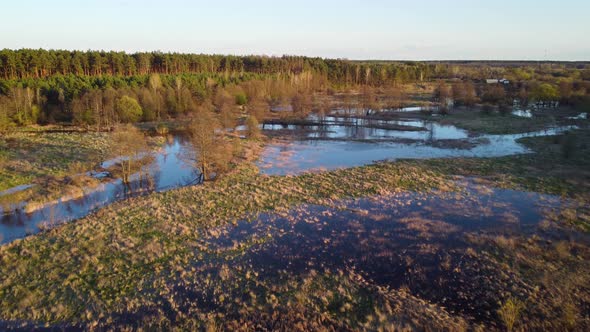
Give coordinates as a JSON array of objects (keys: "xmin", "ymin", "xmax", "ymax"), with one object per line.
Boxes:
[
  {"xmin": 1, "ymin": 49, "xmax": 589, "ymax": 132},
  {"xmin": 433, "ymin": 79, "xmax": 590, "ymax": 113},
  {"xmin": 0, "ymin": 49, "xmax": 434, "ymax": 85},
  {"xmin": 0, "ymin": 69, "xmax": 330, "ymax": 132}
]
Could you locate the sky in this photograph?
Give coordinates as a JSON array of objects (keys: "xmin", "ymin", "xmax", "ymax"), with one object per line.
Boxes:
[{"xmin": 1, "ymin": 0, "xmax": 589, "ymax": 61}]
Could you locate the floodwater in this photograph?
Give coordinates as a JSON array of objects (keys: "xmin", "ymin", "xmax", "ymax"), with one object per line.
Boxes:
[
  {"xmin": 258, "ymin": 116, "xmax": 574, "ymax": 175},
  {"xmin": 190, "ymin": 178, "xmax": 579, "ymax": 323},
  {"xmin": 0, "ymin": 136, "xmax": 199, "ymax": 244},
  {"xmin": 0, "ymin": 114, "xmax": 576, "ymax": 243}
]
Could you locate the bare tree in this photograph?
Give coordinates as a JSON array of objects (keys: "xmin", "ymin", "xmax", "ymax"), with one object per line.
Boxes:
[
  {"xmin": 434, "ymin": 82, "xmax": 453, "ymax": 112},
  {"xmin": 219, "ymin": 103, "xmax": 236, "ymax": 131},
  {"xmin": 291, "ymin": 92, "xmax": 312, "ymax": 118},
  {"xmin": 110, "ymin": 124, "xmax": 150, "ymax": 184},
  {"xmin": 361, "ymin": 85, "xmax": 379, "ymax": 115},
  {"xmin": 248, "ymin": 99, "xmax": 269, "ymax": 124},
  {"xmin": 385, "ymin": 84, "xmax": 403, "ymax": 109},
  {"xmin": 185, "ymin": 109, "xmax": 233, "ymax": 182}
]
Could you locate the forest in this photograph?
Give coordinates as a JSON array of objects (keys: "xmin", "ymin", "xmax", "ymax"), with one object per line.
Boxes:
[{"xmin": 1, "ymin": 49, "xmax": 589, "ymax": 132}]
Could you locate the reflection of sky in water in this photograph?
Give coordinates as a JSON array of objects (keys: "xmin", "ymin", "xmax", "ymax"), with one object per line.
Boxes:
[
  {"xmin": 512, "ymin": 109, "xmax": 533, "ymax": 118},
  {"xmin": 0, "ymin": 136, "xmax": 199, "ymax": 244},
  {"xmin": 259, "ymin": 116, "xmax": 575, "ymax": 175},
  {"xmin": 265, "ymin": 116, "xmax": 469, "ymax": 141},
  {"xmin": 195, "ymin": 179, "xmax": 569, "ymax": 320},
  {"xmin": 0, "ymin": 115, "xmax": 577, "ymax": 244}
]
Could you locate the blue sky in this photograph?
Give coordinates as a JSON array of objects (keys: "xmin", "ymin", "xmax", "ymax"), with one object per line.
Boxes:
[{"xmin": 2, "ymin": 0, "xmax": 589, "ymax": 60}]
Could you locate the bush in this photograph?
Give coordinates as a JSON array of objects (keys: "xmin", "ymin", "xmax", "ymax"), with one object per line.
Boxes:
[
  {"xmin": 235, "ymin": 93, "xmax": 248, "ymax": 106},
  {"xmin": 0, "ymin": 110, "xmax": 14, "ymax": 135},
  {"xmin": 246, "ymin": 116, "xmax": 260, "ymax": 139}
]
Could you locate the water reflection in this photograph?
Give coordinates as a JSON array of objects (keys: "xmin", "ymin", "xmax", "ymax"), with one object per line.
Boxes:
[
  {"xmin": 194, "ymin": 179, "xmax": 577, "ymax": 322},
  {"xmin": 258, "ymin": 116, "xmax": 575, "ymax": 175},
  {"xmin": 265, "ymin": 116, "xmax": 469, "ymax": 141}
]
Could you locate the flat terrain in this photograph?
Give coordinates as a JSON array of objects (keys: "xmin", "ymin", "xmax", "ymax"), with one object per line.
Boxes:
[
  {"xmin": 0, "ymin": 129, "xmax": 110, "ymax": 192},
  {"xmin": 0, "ymin": 109, "xmax": 589, "ymax": 330}
]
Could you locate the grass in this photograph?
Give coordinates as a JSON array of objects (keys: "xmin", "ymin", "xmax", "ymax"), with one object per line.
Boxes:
[
  {"xmin": 0, "ymin": 156, "xmax": 456, "ymax": 325},
  {"xmin": 463, "ymin": 228, "xmax": 590, "ymax": 331},
  {"xmin": 1, "ymin": 142, "xmax": 587, "ymax": 328},
  {"xmin": 404, "ymin": 128, "xmax": 590, "ymax": 198},
  {"xmin": 0, "ymin": 131, "xmax": 110, "ymax": 191},
  {"xmin": 436, "ymin": 108, "xmax": 571, "ymax": 134},
  {"xmin": 0, "ymin": 129, "xmax": 167, "ymax": 212}
]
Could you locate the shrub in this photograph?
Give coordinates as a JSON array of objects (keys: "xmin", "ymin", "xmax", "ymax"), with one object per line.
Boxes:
[
  {"xmin": 481, "ymin": 103, "xmax": 494, "ymax": 115},
  {"xmin": 235, "ymin": 93, "xmax": 248, "ymax": 106},
  {"xmin": 498, "ymin": 103, "xmax": 511, "ymax": 116},
  {"xmin": 246, "ymin": 116, "xmax": 260, "ymax": 139}
]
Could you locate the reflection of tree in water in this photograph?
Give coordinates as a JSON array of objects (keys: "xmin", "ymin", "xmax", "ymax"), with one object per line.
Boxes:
[
  {"xmin": 317, "ymin": 124, "xmax": 329, "ymax": 140},
  {"xmin": 176, "ymin": 138, "xmax": 205, "ymax": 185},
  {"xmin": 427, "ymin": 121, "xmax": 435, "ymax": 143},
  {"xmin": 121, "ymin": 171, "xmax": 156, "ymax": 199}
]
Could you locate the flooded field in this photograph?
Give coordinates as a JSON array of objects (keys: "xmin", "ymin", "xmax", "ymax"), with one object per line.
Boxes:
[
  {"xmin": 0, "ymin": 136, "xmax": 199, "ymax": 244},
  {"xmin": 79, "ymin": 178, "xmax": 589, "ymax": 329},
  {"xmin": 0, "ymin": 109, "xmax": 588, "ymax": 330},
  {"xmin": 0, "ymin": 113, "xmax": 581, "ymax": 243},
  {"xmin": 258, "ymin": 115, "xmax": 575, "ymax": 175}
]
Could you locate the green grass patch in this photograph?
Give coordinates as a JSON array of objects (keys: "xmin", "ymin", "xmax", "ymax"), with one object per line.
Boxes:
[
  {"xmin": 437, "ymin": 110, "xmax": 562, "ymax": 134},
  {"xmin": 0, "ymin": 131, "xmax": 110, "ymax": 191}
]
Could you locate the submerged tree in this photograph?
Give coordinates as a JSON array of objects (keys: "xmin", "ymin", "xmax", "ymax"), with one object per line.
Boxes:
[
  {"xmin": 186, "ymin": 110, "xmax": 233, "ymax": 182},
  {"xmin": 291, "ymin": 92, "xmax": 313, "ymax": 118},
  {"xmin": 361, "ymin": 85, "xmax": 379, "ymax": 115},
  {"xmin": 434, "ymin": 82, "xmax": 453, "ymax": 112},
  {"xmin": 452, "ymin": 82, "xmax": 478, "ymax": 106},
  {"xmin": 110, "ymin": 124, "xmax": 150, "ymax": 184},
  {"xmin": 530, "ymin": 83, "xmax": 560, "ymax": 107}
]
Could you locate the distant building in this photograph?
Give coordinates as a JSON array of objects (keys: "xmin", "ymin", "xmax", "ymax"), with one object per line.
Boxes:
[{"xmin": 486, "ymin": 79, "xmax": 499, "ymax": 84}]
